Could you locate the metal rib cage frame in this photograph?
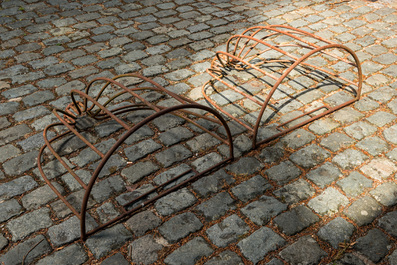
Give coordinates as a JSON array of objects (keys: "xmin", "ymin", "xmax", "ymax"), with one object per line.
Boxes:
[
  {"xmin": 203, "ymin": 25, "xmax": 363, "ymax": 149},
  {"xmin": 38, "ymin": 73, "xmax": 234, "ymax": 240}
]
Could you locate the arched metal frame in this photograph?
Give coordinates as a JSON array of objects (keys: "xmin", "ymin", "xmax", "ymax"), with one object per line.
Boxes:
[
  {"xmin": 203, "ymin": 25, "xmax": 363, "ymax": 149},
  {"xmin": 38, "ymin": 74, "xmax": 234, "ymax": 240}
]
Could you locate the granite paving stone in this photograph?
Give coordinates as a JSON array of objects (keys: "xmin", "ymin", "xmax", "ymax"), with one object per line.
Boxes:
[
  {"xmin": 369, "ymin": 182, "xmax": 397, "ymax": 207},
  {"xmin": 366, "ymin": 111, "xmax": 396, "ymax": 127},
  {"xmin": 344, "ymin": 196, "xmax": 382, "ymax": 226},
  {"xmin": 317, "ymin": 217, "xmax": 355, "ymax": 249},
  {"xmin": 320, "ymin": 132, "xmax": 355, "ymax": 152},
  {"xmin": 36, "ymin": 244, "xmax": 88, "ymax": 265},
  {"xmin": 238, "ymin": 227, "xmax": 286, "ymax": 264},
  {"xmin": 0, "ymin": 144, "xmax": 21, "ymax": 163},
  {"xmin": 383, "ymin": 124, "xmax": 397, "ymax": 144},
  {"xmin": 206, "ymin": 214, "xmax": 250, "ymax": 247},
  {"xmin": 0, "ymin": 235, "xmax": 51, "ymax": 265},
  {"xmin": 155, "ymin": 145, "xmax": 192, "ymax": 167},
  {"xmin": 226, "ymin": 157, "xmax": 263, "ymax": 176},
  {"xmin": 0, "ymin": 175, "xmax": 37, "ymax": 200},
  {"xmin": 0, "ymin": 234, "xmax": 7, "ymax": 251},
  {"xmin": 164, "ymin": 237, "xmax": 213, "ymax": 265},
  {"xmin": 241, "ymin": 195, "xmax": 287, "ymax": 225},
  {"xmin": 332, "ymin": 149, "xmax": 368, "ymax": 170},
  {"xmin": 281, "ymin": 128, "xmax": 316, "ymax": 149},
  {"xmin": 0, "ymin": 0, "xmax": 396, "ymax": 263},
  {"xmin": 129, "ymin": 234, "xmax": 164, "ymax": 264},
  {"xmin": 86, "ymin": 224, "xmax": 132, "ymax": 259},
  {"xmin": 90, "ymin": 175, "xmax": 125, "ymax": 202},
  {"xmin": 354, "ymin": 229, "xmax": 391, "ymax": 263},
  {"xmin": 274, "ymin": 205, "xmax": 320, "ymax": 236},
  {"xmin": 337, "ymin": 172, "xmax": 373, "ymax": 197},
  {"xmin": 0, "ymin": 199, "xmax": 22, "ymax": 223},
  {"xmin": 155, "ymin": 188, "xmax": 197, "ymax": 216},
  {"xmin": 21, "ymin": 182, "xmax": 65, "ymax": 210},
  {"xmin": 159, "ymin": 212, "xmax": 203, "ymax": 243},
  {"xmin": 308, "ymin": 187, "xmax": 349, "ymax": 215},
  {"xmin": 265, "ymin": 160, "xmax": 302, "ymax": 185},
  {"xmin": 258, "ymin": 142, "xmax": 285, "ymax": 164},
  {"xmin": 0, "ymin": 102, "xmax": 20, "ymax": 116},
  {"xmin": 47, "ymin": 215, "xmax": 97, "ymax": 247},
  {"xmin": 204, "ymin": 250, "xmax": 243, "ymax": 265},
  {"xmin": 344, "ymin": 121, "xmax": 377, "ymax": 140},
  {"xmin": 290, "ymin": 144, "xmax": 330, "ymax": 169},
  {"xmin": 125, "ymin": 210, "xmax": 162, "ymax": 237},
  {"xmin": 192, "ymin": 169, "xmax": 235, "ymax": 198},
  {"xmin": 192, "ymin": 152, "xmax": 223, "ymax": 172},
  {"xmin": 116, "ymin": 184, "xmax": 157, "ymax": 211},
  {"xmin": 273, "ymin": 179, "xmax": 315, "ymax": 204},
  {"xmin": 231, "ymin": 175, "xmax": 272, "ymax": 202},
  {"xmin": 279, "ymin": 236, "xmax": 327, "ymax": 265},
  {"xmin": 124, "ymin": 139, "xmax": 162, "ymax": 162},
  {"xmin": 306, "ymin": 162, "xmax": 342, "ymax": 188},
  {"xmin": 0, "ymin": 124, "xmax": 32, "ymax": 146},
  {"xmin": 308, "ymin": 118, "xmax": 339, "ymax": 135},
  {"xmin": 7, "ymin": 207, "xmax": 52, "ymax": 241},
  {"xmin": 356, "ymin": 136, "xmax": 389, "ymax": 156},
  {"xmin": 101, "ymin": 253, "xmax": 130, "ymax": 265},
  {"xmin": 195, "ymin": 192, "xmax": 236, "ymax": 222},
  {"xmin": 153, "ymin": 164, "xmax": 194, "ymax": 189},
  {"xmin": 360, "ymin": 157, "xmax": 397, "ymax": 181},
  {"xmin": 152, "ymin": 114, "xmax": 185, "ymax": 131},
  {"xmin": 378, "ymin": 211, "xmax": 397, "ymax": 238},
  {"xmin": 96, "ymin": 203, "xmax": 120, "ymax": 224}
]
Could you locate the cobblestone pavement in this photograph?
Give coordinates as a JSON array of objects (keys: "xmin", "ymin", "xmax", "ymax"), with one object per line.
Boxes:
[{"xmin": 0, "ymin": 0, "xmax": 397, "ymax": 264}]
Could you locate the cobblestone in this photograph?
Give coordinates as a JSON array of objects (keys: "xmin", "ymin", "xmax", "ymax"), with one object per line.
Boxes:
[
  {"xmin": 355, "ymin": 229, "xmax": 391, "ymax": 263},
  {"xmin": 36, "ymin": 244, "xmax": 88, "ymax": 265},
  {"xmin": 370, "ymin": 182, "xmax": 397, "ymax": 207},
  {"xmin": 309, "ymin": 187, "xmax": 349, "ymax": 215},
  {"xmin": 0, "ymin": 199, "xmax": 22, "ymax": 223},
  {"xmin": 159, "ymin": 212, "xmax": 203, "ymax": 243},
  {"xmin": 155, "ymin": 188, "xmax": 197, "ymax": 216},
  {"xmin": 242, "ymin": 195, "xmax": 287, "ymax": 225},
  {"xmin": 0, "ymin": 235, "xmax": 51, "ymax": 265},
  {"xmin": 378, "ymin": 211, "xmax": 397, "ymax": 237},
  {"xmin": 129, "ymin": 234, "xmax": 164, "ymax": 265},
  {"xmin": 206, "ymin": 214, "xmax": 249, "ymax": 247},
  {"xmin": 337, "ymin": 172, "xmax": 373, "ymax": 197},
  {"xmin": 360, "ymin": 157, "xmax": 397, "ymax": 181},
  {"xmin": 238, "ymin": 227, "xmax": 286, "ymax": 264},
  {"xmin": 265, "ymin": 160, "xmax": 302, "ymax": 185},
  {"xmin": 344, "ymin": 196, "xmax": 382, "ymax": 226},
  {"xmin": 273, "ymin": 179, "xmax": 315, "ymax": 205},
  {"xmin": 195, "ymin": 192, "xmax": 236, "ymax": 222},
  {"xmin": 164, "ymin": 237, "xmax": 213, "ymax": 265},
  {"xmin": 0, "ymin": 0, "xmax": 396, "ymax": 263},
  {"xmin": 125, "ymin": 210, "xmax": 162, "ymax": 237},
  {"xmin": 279, "ymin": 236, "xmax": 327, "ymax": 265},
  {"xmin": 7, "ymin": 207, "xmax": 52, "ymax": 241},
  {"xmin": 274, "ymin": 205, "xmax": 319, "ymax": 236},
  {"xmin": 86, "ymin": 224, "xmax": 132, "ymax": 259},
  {"xmin": 0, "ymin": 175, "xmax": 37, "ymax": 200}
]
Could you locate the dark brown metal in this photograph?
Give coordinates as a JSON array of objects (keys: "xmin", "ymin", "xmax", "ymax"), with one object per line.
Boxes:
[
  {"xmin": 38, "ymin": 74, "xmax": 234, "ymax": 241},
  {"xmin": 203, "ymin": 25, "xmax": 362, "ymax": 149}
]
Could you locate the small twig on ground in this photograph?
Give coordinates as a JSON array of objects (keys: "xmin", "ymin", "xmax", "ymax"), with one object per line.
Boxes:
[{"xmin": 21, "ymin": 238, "xmax": 44, "ymax": 265}]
